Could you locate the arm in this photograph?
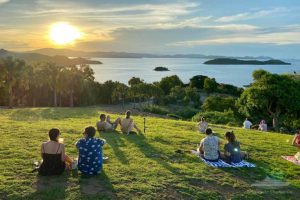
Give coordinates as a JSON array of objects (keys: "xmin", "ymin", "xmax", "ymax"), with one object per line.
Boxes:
[
  {"xmin": 292, "ymin": 134, "xmax": 300, "ymax": 147},
  {"xmin": 199, "ymin": 141, "xmax": 204, "ymax": 154},
  {"xmin": 40, "ymin": 143, "xmax": 44, "ymax": 158},
  {"xmin": 61, "ymin": 145, "xmax": 65, "ymax": 162}
]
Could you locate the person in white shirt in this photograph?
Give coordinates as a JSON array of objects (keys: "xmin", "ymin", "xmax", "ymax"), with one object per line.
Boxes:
[
  {"xmin": 258, "ymin": 120, "xmax": 268, "ymax": 131},
  {"xmin": 198, "ymin": 117, "xmax": 208, "ymax": 133},
  {"xmin": 96, "ymin": 114, "xmax": 121, "ymax": 132},
  {"xmin": 243, "ymin": 118, "xmax": 252, "ymax": 129}
]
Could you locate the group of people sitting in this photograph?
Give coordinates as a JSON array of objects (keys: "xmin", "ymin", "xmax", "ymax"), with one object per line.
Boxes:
[
  {"xmin": 37, "ymin": 112, "xmax": 300, "ymax": 176},
  {"xmin": 38, "ymin": 110, "xmax": 141, "ymax": 176},
  {"xmin": 243, "ymin": 118, "xmax": 267, "ymax": 131},
  {"xmin": 198, "ymin": 128, "xmax": 247, "ymax": 163}
]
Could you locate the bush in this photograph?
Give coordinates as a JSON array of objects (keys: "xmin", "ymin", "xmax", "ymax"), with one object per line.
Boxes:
[
  {"xmin": 142, "ymin": 105, "xmax": 169, "ymax": 115},
  {"xmin": 202, "ymin": 96, "xmax": 237, "ymax": 112},
  {"xmin": 192, "ymin": 110, "xmax": 240, "ymax": 126},
  {"xmin": 175, "ymin": 107, "xmax": 199, "ymax": 119}
]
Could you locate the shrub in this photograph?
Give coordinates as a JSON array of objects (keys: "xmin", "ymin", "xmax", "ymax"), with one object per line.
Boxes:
[
  {"xmin": 175, "ymin": 107, "xmax": 199, "ymax": 119},
  {"xmin": 202, "ymin": 96, "xmax": 237, "ymax": 112},
  {"xmin": 142, "ymin": 105, "xmax": 169, "ymax": 115},
  {"xmin": 192, "ymin": 110, "xmax": 240, "ymax": 126}
]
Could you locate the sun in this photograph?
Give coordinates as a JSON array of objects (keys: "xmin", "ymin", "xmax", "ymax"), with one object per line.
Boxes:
[{"xmin": 50, "ymin": 22, "xmax": 82, "ymax": 45}]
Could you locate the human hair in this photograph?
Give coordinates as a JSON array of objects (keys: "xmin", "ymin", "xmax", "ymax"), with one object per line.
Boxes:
[
  {"xmin": 100, "ymin": 114, "xmax": 106, "ymax": 121},
  {"xmin": 85, "ymin": 126, "xmax": 96, "ymax": 138},
  {"xmin": 225, "ymin": 131, "xmax": 236, "ymax": 143},
  {"xmin": 205, "ymin": 128, "xmax": 212, "ymax": 135},
  {"xmin": 49, "ymin": 128, "xmax": 60, "ymax": 142},
  {"xmin": 126, "ymin": 110, "xmax": 131, "ymax": 119},
  {"xmin": 201, "ymin": 117, "xmax": 205, "ymax": 121}
]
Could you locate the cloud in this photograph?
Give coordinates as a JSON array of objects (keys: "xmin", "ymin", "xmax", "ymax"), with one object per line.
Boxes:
[
  {"xmin": 170, "ymin": 29, "xmax": 300, "ymax": 46},
  {"xmin": 0, "ymin": 0, "xmax": 9, "ymax": 4},
  {"xmin": 216, "ymin": 7, "xmax": 288, "ymax": 22}
]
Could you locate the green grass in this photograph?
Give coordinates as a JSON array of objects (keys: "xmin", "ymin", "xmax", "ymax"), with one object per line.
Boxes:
[{"xmin": 0, "ymin": 107, "xmax": 299, "ymax": 199}]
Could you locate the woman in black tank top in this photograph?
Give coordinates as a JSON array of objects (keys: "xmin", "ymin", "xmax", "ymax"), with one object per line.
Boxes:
[{"xmin": 38, "ymin": 128, "xmax": 71, "ymax": 176}]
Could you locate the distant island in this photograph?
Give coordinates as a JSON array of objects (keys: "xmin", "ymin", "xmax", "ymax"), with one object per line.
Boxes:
[
  {"xmin": 154, "ymin": 66, "xmax": 169, "ymax": 71},
  {"xmin": 204, "ymin": 58, "xmax": 291, "ymax": 65},
  {"xmin": 0, "ymin": 49, "xmax": 102, "ymax": 65},
  {"xmin": 26, "ymin": 48, "xmax": 273, "ymax": 60}
]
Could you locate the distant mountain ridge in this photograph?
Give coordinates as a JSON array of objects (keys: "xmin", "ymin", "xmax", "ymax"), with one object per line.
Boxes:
[
  {"xmin": 27, "ymin": 48, "xmax": 273, "ymax": 60},
  {"xmin": 204, "ymin": 58, "xmax": 291, "ymax": 65},
  {"xmin": 0, "ymin": 49, "xmax": 102, "ymax": 65}
]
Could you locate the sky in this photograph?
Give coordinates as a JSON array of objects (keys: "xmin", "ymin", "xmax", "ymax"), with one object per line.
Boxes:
[{"xmin": 0, "ymin": 0, "xmax": 300, "ymax": 58}]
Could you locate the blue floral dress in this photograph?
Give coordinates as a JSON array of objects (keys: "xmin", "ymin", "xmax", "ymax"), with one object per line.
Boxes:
[{"xmin": 76, "ymin": 137, "xmax": 105, "ymax": 175}]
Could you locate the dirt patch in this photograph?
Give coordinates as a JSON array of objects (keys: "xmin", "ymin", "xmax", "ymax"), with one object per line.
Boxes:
[
  {"xmin": 80, "ymin": 178, "xmax": 106, "ymax": 195},
  {"xmin": 251, "ymin": 176, "xmax": 290, "ymax": 189},
  {"xmin": 32, "ymin": 176, "xmax": 73, "ymax": 190}
]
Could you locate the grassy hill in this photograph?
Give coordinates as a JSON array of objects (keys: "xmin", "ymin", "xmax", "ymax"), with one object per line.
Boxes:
[{"xmin": 0, "ymin": 107, "xmax": 299, "ymax": 200}]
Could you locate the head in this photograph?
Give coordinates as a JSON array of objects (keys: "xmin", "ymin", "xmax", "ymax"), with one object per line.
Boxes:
[
  {"xmin": 260, "ymin": 120, "xmax": 265, "ymax": 124},
  {"xmin": 125, "ymin": 110, "xmax": 131, "ymax": 119},
  {"xmin": 205, "ymin": 128, "xmax": 212, "ymax": 135},
  {"xmin": 49, "ymin": 128, "xmax": 60, "ymax": 142},
  {"xmin": 245, "ymin": 118, "xmax": 248, "ymax": 121},
  {"xmin": 84, "ymin": 126, "xmax": 96, "ymax": 138},
  {"xmin": 201, "ymin": 117, "xmax": 205, "ymax": 122},
  {"xmin": 225, "ymin": 131, "xmax": 236, "ymax": 143},
  {"xmin": 100, "ymin": 114, "xmax": 106, "ymax": 122}
]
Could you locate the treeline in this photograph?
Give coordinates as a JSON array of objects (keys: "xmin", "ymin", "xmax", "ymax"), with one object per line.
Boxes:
[
  {"xmin": 0, "ymin": 57, "xmax": 241, "ymax": 108},
  {"xmin": 1, "ymin": 57, "xmax": 299, "ymax": 131}
]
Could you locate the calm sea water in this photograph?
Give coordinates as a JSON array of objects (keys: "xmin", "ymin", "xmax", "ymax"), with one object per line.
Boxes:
[{"xmin": 90, "ymin": 58, "xmax": 300, "ymax": 87}]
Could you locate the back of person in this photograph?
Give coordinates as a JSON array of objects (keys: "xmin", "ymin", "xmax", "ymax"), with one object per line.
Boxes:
[
  {"xmin": 243, "ymin": 119, "xmax": 252, "ymax": 129},
  {"xmin": 121, "ymin": 118, "xmax": 133, "ymax": 132},
  {"xmin": 96, "ymin": 121, "xmax": 112, "ymax": 131},
  {"xmin": 76, "ymin": 127, "xmax": 105, "ymax": 175},
  {"xmin": 39, "ymin": 142, "xmax": 65, "ymax": 176},
  {"xmin": 201, "ymin": 135, "xmax": 219, "ymax": 161},
  {"xmin": 224, "ymin": 141, "xmax": 242, "ymax": 163}
]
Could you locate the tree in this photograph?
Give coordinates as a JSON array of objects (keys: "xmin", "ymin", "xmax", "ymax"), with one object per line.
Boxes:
[
  {"xmin": 203, "ymin": 78, "xmax": 218, "ymax": 94},
  {"xmin": 0, "ymin": 57, "xmax": 27, "ymax": 108},
  {"xmin": 128, "ymin": 77, "xmax": 144, "ymax": 86},
  {"xmin": 189, "ymin": 75, "xmax": 208, "ymax": 89},
  {"xmin": 60, "ymin": 65, "xmax": 95, "ymax": 107},
  {"xmin": 237, "ymin": 70, "xmax": 300, "ymax": 129},
  {"xmin": 158, "ymin": 75, "xmax": 183, "ymax": 94},
  {"xmin": 112, "ymin": 83, "xmax": 129, "ymax": 107},
  {"xmin": 202, "ymin": 96, "xmax": 237, "ymax": 112}
]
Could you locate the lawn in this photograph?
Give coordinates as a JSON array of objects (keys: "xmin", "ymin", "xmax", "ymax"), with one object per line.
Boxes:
[{"xmin": 0, "ymin": 107, "xmax": 299, "ymax": 200}]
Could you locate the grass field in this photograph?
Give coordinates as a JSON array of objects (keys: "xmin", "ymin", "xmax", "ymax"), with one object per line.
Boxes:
[{"xmin": 0, "ymin": 107, "xmax": 299, "ymax": 200}]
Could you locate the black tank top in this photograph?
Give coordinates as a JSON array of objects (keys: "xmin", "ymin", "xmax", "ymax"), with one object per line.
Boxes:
[{"xmin": 38, "ymin": 143, "xmax": 66, "ymax": 176}]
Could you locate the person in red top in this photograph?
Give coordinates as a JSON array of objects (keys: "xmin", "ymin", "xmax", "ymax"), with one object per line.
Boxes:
[
  {"xmin": 292, "ymin": 130, "xmax": 300, "ymax": 147},
  {"xmin": 292, "ymin": 130, "xmax": 300, "ymax": 161}
]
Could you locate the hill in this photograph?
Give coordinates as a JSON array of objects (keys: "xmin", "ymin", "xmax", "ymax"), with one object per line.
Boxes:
[
  {"xmin": 204, "ymin": 58, "xmax": 291, "ymax": 65},
  {"xmin": 0, "ymin": 107, "xmax": 299, "ymax": 199},
  {"xmin": 27, "ymin": 48, "xmax": 273, "ymax": 60},
  {"xmin": 0, "ymin": 49, "xmax": 102, "ymax": 65}
]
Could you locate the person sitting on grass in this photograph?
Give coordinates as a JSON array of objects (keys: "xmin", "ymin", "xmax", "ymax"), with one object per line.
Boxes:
[
  {"xmin": 292, "ymin": 130, "xmax": 300, "ymax": 160},
  {"xmin": 96, "ymin": 114, "xmax": 121, "ymax": 132},
  {"xmin": 38, "ymin": 128, "xmax": 73, "ymax": 176},
  {"xmin": 198, "ymin": 128, "xmax": 221, "ymax": 162},
  {"xmin": 121, "ymin": 110, "xmax": 142, "ymax": 135},
  {"xmin": 198, "ymin": 117, "xmax": 208, "ymax": 133},
  {"xmin": 223, "ymin": 131, "xmax": 248, "ymax": 163},
  {"xmin": 258, "ymin": 120, "xmax": 267, "ymax": 131},
  {"xmin": 76, "ymin": 126, "xmax": 106, "ymax": 175},
  {"xmin": 243, "ymin": 118, "xmax": 252, "ymax": 129}
]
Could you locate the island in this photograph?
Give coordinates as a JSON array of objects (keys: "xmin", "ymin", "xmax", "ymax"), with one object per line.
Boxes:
[
  {"xmin": 154, "ymin": 66, "xmax": 170, "ymax": 71},
  {"xmin": 204, "ymin": 58, "xmax": 291, "ymax": 65},
  {"xmin": 0, "ymin": 49, "xmax": 102, "ymax": 65}
]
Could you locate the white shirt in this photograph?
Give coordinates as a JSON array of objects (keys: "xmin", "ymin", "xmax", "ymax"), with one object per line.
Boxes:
[
  {"xmin": 198, "ymin": 121, "xmax": 208, "ymax": 133},
  {"xmin": 243, "ymin": 120, "xmax": 252, "ymax": 129}
]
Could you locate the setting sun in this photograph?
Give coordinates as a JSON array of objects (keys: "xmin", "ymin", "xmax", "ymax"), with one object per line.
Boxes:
[{"xmin": 50, "ymin": 22, "xmax": 82, "ymax": 45}]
